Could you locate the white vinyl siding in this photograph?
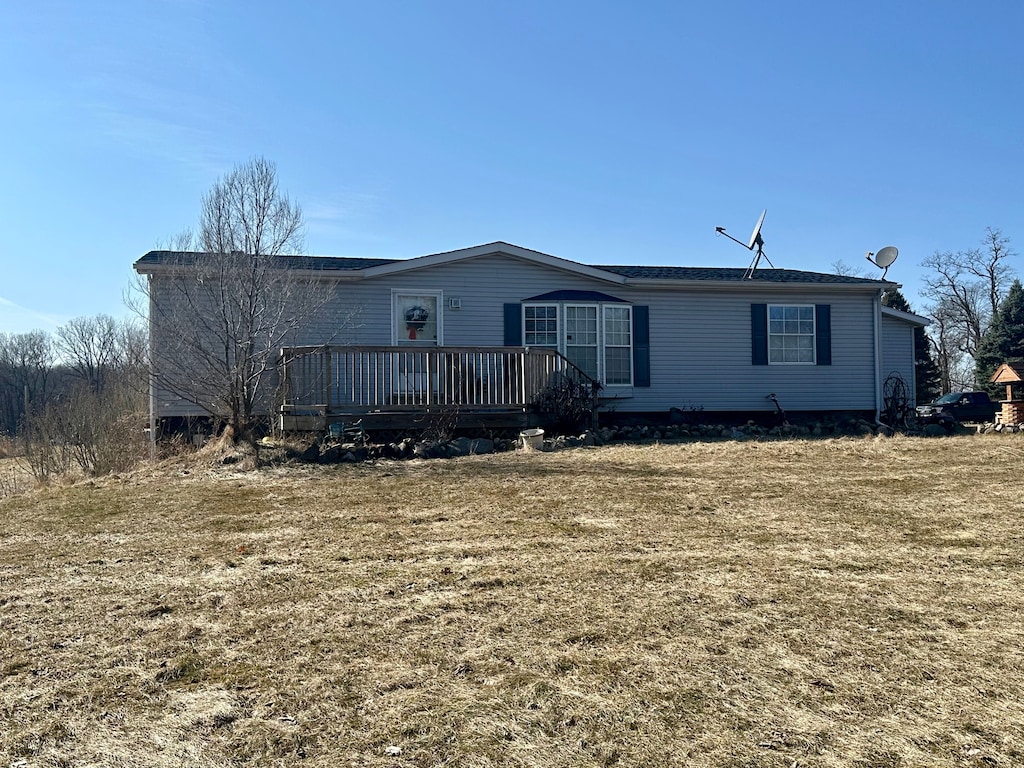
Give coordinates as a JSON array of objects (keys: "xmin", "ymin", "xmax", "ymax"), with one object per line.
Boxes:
[
  {"xmin": 881, "ymin": 313, "xmax": 918, "ymax": 407},
  {"xmin": 768, "ymin": 304, "xmax": 815, "ymax": 364},
  {"xmin": 146, "ymin": 252, "xmax": 884, "ymax": 418}
]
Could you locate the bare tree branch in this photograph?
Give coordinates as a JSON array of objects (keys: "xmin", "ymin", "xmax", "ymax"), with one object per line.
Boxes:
[
  {"xmin": 135, "ymin": 157, "xmax": 355, "ymax": 446},
  {"xmin": 921, "ymin": 229, "xmax": 1017, "ymax": 386},
  {"xmin": 831, "ymin": 259, "xmax": 868, "ymax": 277}
]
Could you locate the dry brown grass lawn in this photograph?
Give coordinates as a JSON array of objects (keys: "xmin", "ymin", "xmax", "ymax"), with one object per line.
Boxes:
[{"xmin": 1, "ymin": 435, "xmax": 1023, "ymax": 767}]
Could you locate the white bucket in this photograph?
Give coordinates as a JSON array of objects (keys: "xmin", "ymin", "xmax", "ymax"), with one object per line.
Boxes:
[{"xmin": 520, "ymin": 428, "xmax": 544, "ymax": 450}]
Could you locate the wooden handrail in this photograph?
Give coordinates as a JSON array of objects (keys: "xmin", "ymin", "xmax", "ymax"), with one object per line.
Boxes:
[{"xmin": 278, "ymin": 345, "xmax": 600, "ymax": 415}]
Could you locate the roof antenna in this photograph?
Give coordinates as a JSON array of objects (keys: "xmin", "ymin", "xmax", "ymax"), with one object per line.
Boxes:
[
  {"xmin": 865, "ymin": 245, "xmax": 899, "ymax": 280},
  {"xmin": 715, "ymin": 209, "xmax": 775, "ymax": 279}
]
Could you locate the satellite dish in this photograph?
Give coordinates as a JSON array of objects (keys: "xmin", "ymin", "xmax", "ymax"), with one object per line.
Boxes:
[
  {"xmin": 865, "ymin": 245, "xmax": 899, "ymax": 278},
  {"xmin": 873, "ymin": 246, "xmax": 899, "ymax": 268},
  {"xmin": 747, "ymin": 209, "xmax": 767, "ymax": 250},
  {"xmin": 714, "ymin": 209, "xmax": 775, "ymax": 278}
]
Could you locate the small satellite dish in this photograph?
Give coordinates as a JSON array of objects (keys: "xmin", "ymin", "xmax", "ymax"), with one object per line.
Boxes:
[
  {"xmin": 865, "ymin": 245, "xmax": 899, "ymax": 278},
  {"xmin": 873, "ymin": 246, "xmax": 899, "ymax": 268}
]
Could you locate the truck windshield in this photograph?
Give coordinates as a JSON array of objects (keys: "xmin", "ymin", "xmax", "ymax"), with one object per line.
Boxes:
[{"xmin": 934, "ymin": 393, "xmax": 963, "ymax": 404}]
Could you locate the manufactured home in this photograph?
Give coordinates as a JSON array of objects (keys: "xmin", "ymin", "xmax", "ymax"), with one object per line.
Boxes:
[{"xmin": 133, "ymin": 242, "xmax": 927, "ymax": 433}]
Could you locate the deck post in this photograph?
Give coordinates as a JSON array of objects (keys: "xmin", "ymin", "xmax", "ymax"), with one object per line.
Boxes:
[{"xmin": 324, "ymin": 348, "xmax": 332, "ymax": 413}]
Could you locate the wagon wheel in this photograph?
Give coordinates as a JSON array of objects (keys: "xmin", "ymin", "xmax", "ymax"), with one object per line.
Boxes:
[{"xmin": 882, "ymin": 372, "xmax": 910, "ymax": 430}]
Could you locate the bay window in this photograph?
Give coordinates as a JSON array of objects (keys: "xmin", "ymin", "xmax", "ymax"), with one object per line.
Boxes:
[{"xmin": 522, "ymin": 302, "xmax": 633, "ymax": 386}]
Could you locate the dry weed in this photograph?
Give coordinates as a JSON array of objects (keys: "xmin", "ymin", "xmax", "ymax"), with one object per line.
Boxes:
[
  {"xmin": 0, "ymin": 457, "xmax": 34, "ymax": 499},
  {"xmin": 1, "ymin": 435, "xmax": 1022, "ymax": 767}
]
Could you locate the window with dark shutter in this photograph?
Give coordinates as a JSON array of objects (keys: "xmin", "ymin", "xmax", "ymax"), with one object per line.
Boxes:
[
  {"xmin": 503, "ymin": 303, "xmax": 522, "ymax": 346},
  {"xmin": 633, "ymin": 306, "xmax": 650, "ymax": 387},
  {"xmin": 751, "ymin": 304, "xmax": 768, "ymax": 365},
  {"xmin": 753, "ymin": 303, "xmax": 831, "ymax": 365},
  {"xmin": 815, "ymin": 304, "xmax": 831, "ymax": 366}
]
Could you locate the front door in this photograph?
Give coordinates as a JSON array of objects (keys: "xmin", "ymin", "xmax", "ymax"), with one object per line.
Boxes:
[{"xmin": 392, "ymin": 291, "xmax": 442, "ymax": 402}]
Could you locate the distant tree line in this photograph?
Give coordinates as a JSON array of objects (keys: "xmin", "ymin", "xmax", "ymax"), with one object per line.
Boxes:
[{"xmin": 0, "ymin": 315, "xmax": 148, "ymax": 478}]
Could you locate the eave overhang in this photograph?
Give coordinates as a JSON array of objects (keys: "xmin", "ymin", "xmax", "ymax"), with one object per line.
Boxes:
[{"xmin": 880, "ymin": 306, "xmax": 930, "ymax": 327}]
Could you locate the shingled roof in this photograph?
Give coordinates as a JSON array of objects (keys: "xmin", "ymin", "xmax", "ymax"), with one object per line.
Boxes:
[
  {"xmin": 134, "ymin": 246, "xmax": 891, "ymax": 286},
  {"xmin": 133, "ymin": 251, "xmax": 399, "ymax": 271},
  {"xmin": 595, "ymin": 265, "xmax": 886, "ymax": 284}
]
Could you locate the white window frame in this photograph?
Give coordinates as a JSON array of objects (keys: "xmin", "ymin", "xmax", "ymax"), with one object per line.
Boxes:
[
  {"xmin": 563, "ymin": 304, "xmax": 600, "ymax": 382},
  {"xmin": 392, "ymin": 289, "xmax": 444, "ymax": 346},
  {"xmin": 602, "ymin": 304, "xmax": 634, "ymax": 386},
  {"xmin": 523, "ymin": 303, "xmax": 560, "ymax": 349},
  {"xmin": 522, "ymin": 301, "xmax": 633, "ymax": 387},
  {"xmin": 767, "ymin": 303, "xmax": 816, "ymax": 365}
]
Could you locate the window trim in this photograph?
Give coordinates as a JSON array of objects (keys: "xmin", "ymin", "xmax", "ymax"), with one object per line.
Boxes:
[
  {"xmin": 563, "ymin": 303, "xmax": 600, "ymax": 382},
  {"xmin": 521, "ymin": 301, "xmax": 634, "ymax": 386},
  {"xmin": 767, "ymin": 303, "xmax": 816, "ymax": 365},
  {"xmin": 391, "ymin": 289, "xmax": 444, "ymax": 346},
  {"xmin": 523, "ymin": 303, "xmax": 560, "ymax": 349},
  {"xmin": 602, "ymin": 304, "xmax": 634, "ymax": 386}
]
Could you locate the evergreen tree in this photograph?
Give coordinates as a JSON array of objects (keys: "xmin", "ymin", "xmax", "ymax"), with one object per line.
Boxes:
[
  {"xmin": 881, "ymin": 288, "xmax": 911, "ymax": 313},
  {"xmin": 975, "ymin": 279, "xmax": 1024, "ymax": 398},
  {"xmin": 881, "ymin": 289, "xmax": 942, "ymax": 403}
]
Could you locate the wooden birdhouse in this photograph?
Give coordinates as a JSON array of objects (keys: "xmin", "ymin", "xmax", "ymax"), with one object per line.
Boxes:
[{"xmin": 990, "ymin": 360, "xmax": 1024, "ymax": 425}]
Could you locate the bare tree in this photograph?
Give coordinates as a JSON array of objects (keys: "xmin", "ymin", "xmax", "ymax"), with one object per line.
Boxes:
[
  {"xmin": 134, "ymin": 157, "xmax": 345, "ymax": 445},
  {"xmin": 921, "ymin": 228, "xmax": 1016, "ymax": 390},
  {"xmin": 974, "ymin": 227, "xmax": 1014, "ymax": 318},
  {"xmin": 55, "ymin": 315, "xmax": 118, "ymax": 392},
  {"xmin": 927, "ymin": 299, "xmax": 974, "ymax": 393},
  {"xmin": 922, "ymin": 253, "xmax": 987, "ymax": 359},
  {"xmin": 830, "ymin": 259, "xmax": 868, "ymax": 277},
  {"xmin": 18, "ymin": 316, "xmax": 149, "ymax": 479},
  {"xmin": 0, "ymin": 331, "xmax": 55, "ymax": 434}
]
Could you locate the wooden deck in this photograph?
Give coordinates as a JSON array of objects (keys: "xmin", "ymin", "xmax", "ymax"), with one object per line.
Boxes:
[{"xmin": 278, "ymin": 345, "xmax": 598, "ymax": 433}]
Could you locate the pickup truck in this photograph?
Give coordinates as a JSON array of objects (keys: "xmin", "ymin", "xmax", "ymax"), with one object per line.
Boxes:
[{"xmin": 916, "ymin": 391, "xmax": 999, "ymax": 425}]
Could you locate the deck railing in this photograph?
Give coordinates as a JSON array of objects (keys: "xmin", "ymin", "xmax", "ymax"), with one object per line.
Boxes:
[{"xmin": 279, "ymin": 345, "xmax": 597, "ymax": 415}]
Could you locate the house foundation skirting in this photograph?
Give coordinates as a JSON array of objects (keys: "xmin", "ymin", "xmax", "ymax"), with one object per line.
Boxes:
[{"xmin": 280, "ymin": 407, "xmax": 534, "ymax": 434}]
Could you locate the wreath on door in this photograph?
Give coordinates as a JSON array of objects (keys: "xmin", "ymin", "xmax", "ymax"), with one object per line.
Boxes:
[{"xmin": 404, "ymin": 305, "xmax": 429, "ymax": 339}]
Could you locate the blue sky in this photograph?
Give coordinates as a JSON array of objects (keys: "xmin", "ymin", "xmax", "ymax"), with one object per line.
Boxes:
[{"xmin": 2, "ymin": 0, "xmax": 1021, "ymax": 334}]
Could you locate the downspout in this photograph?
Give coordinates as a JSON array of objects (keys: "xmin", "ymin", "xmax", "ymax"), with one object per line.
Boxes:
[
  {"xmin": 148, "ymin": 276, "xmax": 157, "ymax": 461},
  {"xmin": 872, "ymin": 289, "xmax": 884, "ymax": 425}
]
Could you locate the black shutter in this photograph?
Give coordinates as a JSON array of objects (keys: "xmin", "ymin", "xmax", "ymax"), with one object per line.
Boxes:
[
  {"xmin": 815, "ymin": 304, "xmax": 831, "ymax": 365},
  {"xmin": 633, "ymin": 306, "xmax": 650, "ymax": 387},
  {"xmin": 751, "ymin": 304, "xmax": 768, "ymax": 365},
  {"xmin": 503, "ymin": 303, "xmax": 522, "ymax": 346}
]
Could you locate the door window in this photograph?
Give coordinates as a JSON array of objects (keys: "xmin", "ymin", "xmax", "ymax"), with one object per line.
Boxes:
[{"xmin": 393, "ymin": 292, "xmax": 441, "ymax": 345}]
